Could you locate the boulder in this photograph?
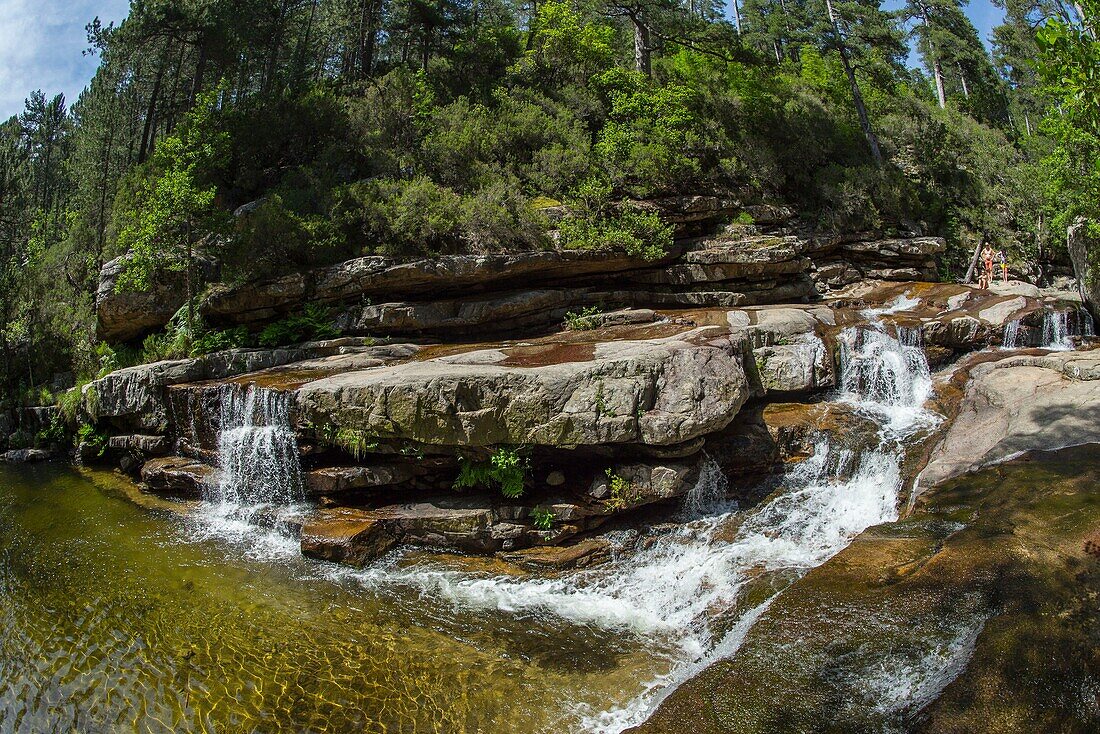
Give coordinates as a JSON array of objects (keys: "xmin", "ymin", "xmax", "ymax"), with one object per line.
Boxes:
[
  {"xmin": 0, "ymin": 448, "xmax": 51, "ymax": 463},
  {"xmin": 752, "ymin": 334, "xmax": 830, "ymax": 395},
  {"xmin": 1068, "ymin": 217, "xmax": 1100, "ymax": 319},
  {"xmin": 96, "ymin": 253, "xmax": 218, "ymax": 342},
  {"xmin": 586, "ymin": 461, "xmax": 698, "ymax": 509},
  {"xmin": 915, "ymin": 350, "xmax": 1100, "ymax": 494},
  {"xmin": 295, "ymin": 328, "xmax": 750, "ymax": 448},
  {"xmin": 300, "ymin": 510, "xmax": 397, "ymax": 567},
  {"xmin": 140, "ymin": 456, "xmax": 216, "ymax": 498}
]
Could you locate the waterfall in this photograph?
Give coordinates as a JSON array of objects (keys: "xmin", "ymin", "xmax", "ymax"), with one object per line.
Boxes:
[
  {"xmin": 211, "ymin": 384, "xmax": 303, "ymax": 504},
  {"xmin": 332, "ymin": 318, "xmax": 938, "ymax": 732},
  {"xmin": 1002, "ymin": 320, "xmax": 1022, "ymax": 349},
  {"xmin": 836, "ymin": 327, "xmax": 934, "ymax": 435},
  {"xmin": 1041, "ymin": 310, "xmax": 1073, "ymax": 351}
]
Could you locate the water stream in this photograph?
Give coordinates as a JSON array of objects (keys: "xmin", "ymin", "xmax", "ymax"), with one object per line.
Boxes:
[{"xmin": 1, "ymin": 314, "xmax": 948, "ymax": 732}]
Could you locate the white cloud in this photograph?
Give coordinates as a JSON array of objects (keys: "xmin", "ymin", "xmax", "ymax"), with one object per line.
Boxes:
[{"xmin": 0, "ymin": 0, "xmax": 130, "ymax": 120}]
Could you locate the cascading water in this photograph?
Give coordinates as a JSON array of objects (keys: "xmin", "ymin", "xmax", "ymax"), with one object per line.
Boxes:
[
  {"xmin": 212, "ymin": 384, "xmax": 304, "ymax": 504},
  {"xmin": 1041, "ymin": 310, "xmax": 1074, "ymax": 351},
  {"xmin": 1002, "ymin": 319, "xmax": 1022, "ymax": 349},
  {"xmin": 330, "ymin": 313, "xmax": 939, "ymax": 732},
  {"xmin": 186, "ymin": 384, "xmax": 306, "ymax": 557}
]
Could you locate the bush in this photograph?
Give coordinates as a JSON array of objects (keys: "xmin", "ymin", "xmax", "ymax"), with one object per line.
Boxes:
[
  {"xmin": 190, "ymin": 327, "xmax": 250, "ymax": 356},
  {"xmin": 77, "ymin": 422, "xmax": 108, "ymax": 457},
  {"xmin": 530, "ymin": 506, "xmax": 555, "ymax": 531},
  {"xmin": 603, "ymin": 468, "xmax": 637, "ymax": 511},
  {"xmin": 257, "ymin": 304, "xmax": 338, "ymax": 347},
  {"xmin": 564, "ymin": 306, "xmax": 603, "ymax": 331},
  {"xmin": 454, "ymin": 447, "xmax": 529, "ymax": 498}
]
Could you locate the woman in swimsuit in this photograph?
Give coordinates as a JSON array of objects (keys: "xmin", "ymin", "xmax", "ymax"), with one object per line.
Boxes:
[{"xmin": 980, "ymin": 244, "xmax": 995, "ymax": 288}]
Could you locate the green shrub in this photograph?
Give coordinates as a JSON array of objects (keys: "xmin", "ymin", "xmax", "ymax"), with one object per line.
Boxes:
[
  {"xmin": 564, "ymin": 306, "xmax": 603, "ymax": 331},
  {"xmin": 530, "ymin": 507, "xmax": 555, "ymax": 531},
  {"xmin": 454, "ymin": 447, "xmax": 529, "ymax": 498},
  {"xmin": 77, "ymin": 422, "xmax": 108, "ymax": 457},
  {"xmin": 37, "ymin": 415, "xmax": 68, "ymax": 445},
  {"xmin": 603, "ymin": 468, "xmax": 637, "ymax": 511},
  {"xmin": 559, "ymin": 207, "xmax": 672, "ymax": 261},
  {"xmin": 257, "ymin": 304, "xmax": 338, "ymax": 347},
  {"xmin": 189, "ymin": 327, "xmax": 250, "ymax": 356}
]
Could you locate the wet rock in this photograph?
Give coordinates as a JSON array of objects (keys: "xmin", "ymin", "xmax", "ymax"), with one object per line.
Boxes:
[
  {"xmin": 545, "ymin": 470, "xmax": 565, "ymax": 486},
  {"xmin": 87, "ymin": 348, "xmax": 308, "ymax": 432},
  {"xmin": 500, "ymin": 538, "xmax": 611, "ymax": 569},
  {"xmin": 0, "ymin": 448, "xmax": 51, "ymax": 463},
  {"xmin": 631, "ymin": 446, "xmax": 1100, "ymax": 734},
  {"xmin": 140, "ymin": 457, "xmax": 216, "ymax": 498},
  {"xmin": 300, "ymin": 509, "xmax": 398, "ymax": 567}
]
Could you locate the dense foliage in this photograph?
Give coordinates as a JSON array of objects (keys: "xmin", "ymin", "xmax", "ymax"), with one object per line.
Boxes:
[{"xmin": 0, "ymin": 0, "xmax": 1094, "ymax": 430}]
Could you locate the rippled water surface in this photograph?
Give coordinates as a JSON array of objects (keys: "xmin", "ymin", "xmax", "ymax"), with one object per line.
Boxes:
[{"xmin": 0, "ymin": 465, "xmax": 671, "ymax": 734}]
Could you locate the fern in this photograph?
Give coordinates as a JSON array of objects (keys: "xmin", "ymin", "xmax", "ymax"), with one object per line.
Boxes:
[{"xmin": 454, "ymin": 448, "xmax": 529, "ymax": 498}]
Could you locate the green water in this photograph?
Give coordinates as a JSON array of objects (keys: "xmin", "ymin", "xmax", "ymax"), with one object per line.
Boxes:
[{"xmin": 0, "ymin": 464, "xmax": 659, "ymax": 733}]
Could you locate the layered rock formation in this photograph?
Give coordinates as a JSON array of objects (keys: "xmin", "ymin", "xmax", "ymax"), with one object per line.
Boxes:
[
  {"xmin": 81, "ymin": 266, "xmax": 1095, "ymax": 566},
  {"xmin": 95, "ymin": 199, "xmax": 946, "ymax": 343}
]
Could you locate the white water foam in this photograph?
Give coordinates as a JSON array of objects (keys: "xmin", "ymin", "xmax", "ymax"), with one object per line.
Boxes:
[
  {"xmin": 174, "ymin": 301, "xmax": 939, "ymax": 732},
  {"xmin": 212, "ymin": 384, "xmax": 304, "ymax": 504},
  {"xmin": 862, "ymin": 293, "xmax": 922, "ymax": 319},
  {"xmin": 1041, "ymin": 310, "xmax": 1074, "ymax": 351},
  {"xmin": 1001, "ymin": 319, "xmax": 1022, "ymax": 349},
  {"xmin": 182, "ymin": 384, "xmax": 307, "ymax": 559},
  {"xmin": 837, "ymin": 327, "xmax": 935, "ymax": 435},
  {"xmin": 864, "ymin": 616, "xmax": 985, "ymax": 717}
]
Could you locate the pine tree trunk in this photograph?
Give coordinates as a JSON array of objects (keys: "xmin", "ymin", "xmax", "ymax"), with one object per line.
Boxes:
[
  {"xmin": 631, "ymin": 12, "xmax": 651, "ymax": 76},
  {"xmin": 732, "ymin": 0, "xmax": 742, "ymax": 34},
  {"xmin": 933, "ymin": 59, "xmax": 947, "ymax": 108},
  {"xmin": 825, "ymin": 0, "xmax": 883, "ymax": 167}
]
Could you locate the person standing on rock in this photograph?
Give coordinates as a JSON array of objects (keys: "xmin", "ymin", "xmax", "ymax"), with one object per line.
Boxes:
[
  {"xmin": 998, "ymin": 250, "xmax": 1008, "ymax": 283},
  {"xmin": 980, "ymin": 244, "xmax": 996, "ymax": 288}
]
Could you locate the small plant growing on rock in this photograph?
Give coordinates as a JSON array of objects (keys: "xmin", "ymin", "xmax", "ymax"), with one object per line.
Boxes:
[
  {"xmin": 530, "ymin": 507, "xmax": 555, "ymax": 531},
  {"xmin": 76, "ymin": 423, "xmax": 108, "ymax": 457},
  {"xmin": 454, "ymin": 448, "xmax": 529, "ymax": 498},
  {"xmin": 603, "ymin": 468, "xmax": 637, "ymax": 511},
  {"xmin": 564, "ymin": 306, "xmax": 604, "ymax": 331}
]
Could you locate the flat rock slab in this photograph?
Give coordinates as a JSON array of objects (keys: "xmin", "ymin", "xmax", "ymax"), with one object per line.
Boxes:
[
  {"xmin": 295, "ymin": 327, "xmax": 750, "ymax": 448},
  {"xmin": 916, "ymin": 350, "xmax": 1100, "ymax": 493},
  {"xmin": 499, "ymin": 538, "xmax": 611, "ymax": 569},
  {"xmin": 301, "ymin": 509, "xmax": 397, "ymax": 566},
  {"xmin": 0, "ymin": 448, "xmax": 51, "ymax": 463}
]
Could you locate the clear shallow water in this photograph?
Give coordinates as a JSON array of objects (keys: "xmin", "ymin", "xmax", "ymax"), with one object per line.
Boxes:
[
  {"xmin": 0, "ymin": 325, "xmax": 939, "ymax": 733},
  {"xmin": 0, "ymin": 442, "xmax": 916, "ymax": 734},
  {"xmin": 0, "ymin": 465, "xmax": 673, "ymax": 734}
]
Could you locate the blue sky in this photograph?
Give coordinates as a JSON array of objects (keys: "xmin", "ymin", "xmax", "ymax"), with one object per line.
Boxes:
[
  {"xmin": 0, "ymin": 0, "xmax": 130, "ymax": 119},
  {"xmin": 1, "ymin": 0, "xmax": 1007, "ymax": 121}
]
